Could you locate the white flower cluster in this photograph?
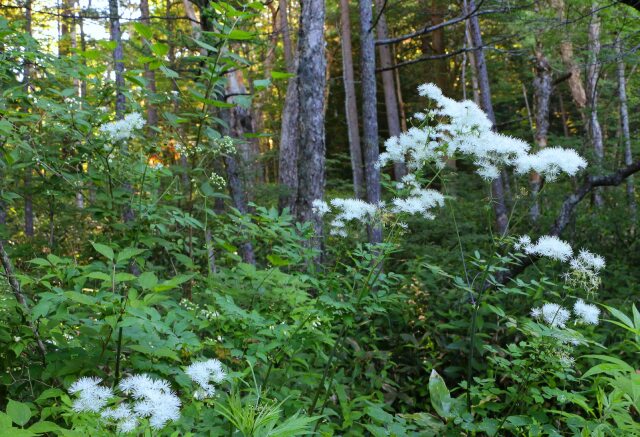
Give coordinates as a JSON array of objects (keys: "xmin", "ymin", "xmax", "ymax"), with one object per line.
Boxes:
[
  {"xmin": 519, "ymin": 235, "xmax": 573, "ymax": 262},
  {"xmin": 515, "ymin": 235, "xmax": 606, "ymax": 294},
  {"xmin": 68, "ymin": 377, "xmax": 113, "ymax": 413},
  {"xmin": 328, "ymin": 198, "xmax": 384, "ymax": 237},
  {"xmin": 119, "ymin": 374, "xmax": 181, "ymax": 429},
  {"xmin": 185, "ymin": 359, "xmax": 226, "ymax": 400},
  {"xmin": 99, "ymin": 113, "xmax": 146, "ymax": 142},
  {"xmin": 313, "ymin": 84, "xmax": 587, "ymax": 238},
  {"xmin": 531, "ymin": 299, "xmax": 600, "ymax": 328},
  {"xmin": 69, "ymin": 373, "xmax": 180, "ymax": 432},
  {"xmin": 379, "ymin": 83, "xmax": 587, "ymax": 181}
]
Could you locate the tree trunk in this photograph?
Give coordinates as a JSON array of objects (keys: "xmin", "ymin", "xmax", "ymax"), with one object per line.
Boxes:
[
  {"xmin": 375, "ymin": 0, "xmax": 407, "ymax": 181},
  {"xmin": 108, "ymin": 0, "xmax": 126, "ymax": 118},
  {"xmin": 466, "ymin": 0, "xmax": 509, "ymax": 235},
  {"xmin": 140, "ymin": 0, "xmax": 159, "ymax": 131},
  {"xmin": 586, "ymin": 2, "xmax": 603, "ymax": 206},
  {"xmin": 530, "ymin": 43, "xmax": 552, "ymax": 222},
  {"xmin": 277, "ymin": 0, "xmax": 300, "ymax": 214},
  {"xmin": 551, "ymin": 0, "xmax": 587, "ymax": 110},
  {"xmin": 226, "ymin": 68, "xmax": 261, "ymax": 200},
  {"xmin": 615, "ymin": 35, "xmax": 636, "ymax": 218},
  {"xmin": 359, "ymin": 0, "xmax": 382, "ymax": 244},
  {"xmin": 295, "ymin": 0, "xmax": 326, "ymax": 246},
  {"xmin": 24, "ymin": 0, "xmax": 34, "ymax": 238},
  {"xmin": 339, "ymin": 0, "xmax": 365, "ymax": 199}
]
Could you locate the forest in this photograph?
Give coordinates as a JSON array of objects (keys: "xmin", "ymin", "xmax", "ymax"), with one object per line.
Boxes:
[{"xmin": 1, "ymin": 0, "xmax": 640, "ymax": 435}]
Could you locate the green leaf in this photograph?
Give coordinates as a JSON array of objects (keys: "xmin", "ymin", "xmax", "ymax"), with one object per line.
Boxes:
[
  {"xmin": 63, "ymin": 291, "xmax": 96, "ymax": 306},
  {"xmin": 0, "ymin": 412, "xmax": 11, "ymax": 430},
  {"xmin": 159, "ymin": 65, "xmax": 179, "ymax": 79},
  {"xmin": 150, "ymin": 42, "xmax": 169, "ymax": 57},
  {"xmin": 91, "ymin": 242, "xmax": 114, "ymax": 261},
  {"xmin": 582, "ymin": 355, "xmax": 635, "ymax": 378},
  {"xmin": 28, "ymin": 421, "xmax": 61, "ymax": 433},
  {"xmin": 428, "ymin": 369, "xmax": 453, "ymax": 420},
  {"xmin": 138, "ymin": 272, "xmax": 158, "ymax": 290},
  {"xmin": 133, "ymin": 22, "xmax": 153, "ymax": 39},
  {"xmin": 7, "ymin": 400, "xmax": 31, "ymax": 427},
  {"xmin": 266, "ymin": 254, "xmax": 290, "ymax": 267},
  {"xmin": 115, "ymin": 273, "xmax": 137, "ymax": 282},
  {"xmin": 116, "ymin": 247, "xmax": 145, "ymax": 263},
  {"xmin": 270, "ymin": 70, "xmax": 295, "ymax": 79},
  {"xmin": 153, "ymin": 274, "xmax": 193, "ymax": 292},
  {"xmin": 85, "ymin": 271, "xmax": 111, "ymax": 281}
]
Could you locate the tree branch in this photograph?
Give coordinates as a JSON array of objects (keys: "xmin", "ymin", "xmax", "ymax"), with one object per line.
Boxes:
[
  {"xmin": 0, "ymin": 240, "xmax": 47, "ymax": 363},
  {"xmin": 494, "ymin": 159, "xmax": 640, "ymax": 286},
  {"xmin": 375, "ymin": 0, "xmax": 494, "ymax": 46}
]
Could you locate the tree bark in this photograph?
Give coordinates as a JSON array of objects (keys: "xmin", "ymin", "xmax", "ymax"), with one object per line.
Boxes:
[
  {"xmin": 615, "ymin": 35, "xmax": 636, "ymax": 218},
  {"xmin": 24, "ymin": 0, "xmax": 34, "ymax": 238},
  {"xmin": 375, "ymin": 0, "xmax": 407, "ymax": 181},
  {"xmin": 359, "ymin": 0, "xmax": 382, "ymax": 244},
  {"xmin": 551, "ymin": 0, "xmax": 587, "ymax": 109},
  {"xmin": 466, "ymin": 0, "xmax": 508, "ymax": 235},
  {"xmin": 108, "ymin": 0, "xmax": 126, "ymax": 118},
  {"xmin": 140, "ymin": 0, "xmax": 159, "ymax": 131},
  {"xmin": 226, "ymin": 68, "xmax": 260, "ymax": 199},
  {"xmin": 277, "ymin": 0, "xmax": 300, "ymax": 213},
  {"xmin": 530, "ymin": 42, "xmax": 552, "ymax": 222},
  {"xmin": 295, "ymin": 0, "xmax": 326, "ymax": 245},
  {"xmin": 339, "ymin": 0, "xmax": 365, "ymax": 199},
  {"xmin": 586, "ymin": 2, "xmax": 604, "ymax": 206}
]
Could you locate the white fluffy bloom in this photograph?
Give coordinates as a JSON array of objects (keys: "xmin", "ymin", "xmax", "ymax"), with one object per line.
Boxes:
[
  {"xmin": 532, "ymin": 303, "xmax": 571, "ymax": 328},
  {"xmin": 573, "ymin": 299, "xmax": 600, "ymax": 325},
  {"xmin": 391, "ymin": 188, "xmax": 444, "ymax": 219},
  {"xmin": 570, "ymin": 249, "xmax": 605, "ymax": 272},
  {"xmin": 515, "ymin": 147, "xmax": 587, "ymax": 181},
  {"xmin": 311, "ymin": 199, "xmax": 330, "ymax": 217},
  {"xmin": 330, "ymin": 198, "xmax": 380, "ymax": 223},
  {"xmin": 185, "ymin": 359, "xmax": 226, "ymax": 400},
  {"xmin": 99, "ymin": 113, "xmax": 146, "ymax": 142},
  {"xmin": 69, "ymin": 377, "xmax": 113, "ymax": 413},
  {"xmin": 119, "ymin": 374, "xmax": 181, "ymax": 429},
  {"xmin": 514, "ymin": 235, "xmax": 532, "ymax": 251},
  {"xmin": 523, "ymin": 235, "xmax": 573, "ymax": 262},
  {"xmin": 379, "ymin": 83, "xmax": 586, "ymax": 183},
  {"xmin": 102, "ymin": 404, "xmax": 138, "ymax": 433}
]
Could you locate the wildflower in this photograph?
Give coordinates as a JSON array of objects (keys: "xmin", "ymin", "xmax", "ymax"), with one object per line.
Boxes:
[
  {"xmin": 99, "ymin": 113, "xmax": 145, "ymax": 142},
  {"xmin": 101, "ymin": 404, "xmax": 138, "ymax": 433},
  {"xmin": 185, "ymin": 359, "xmax": 226, "ymax": 400},
  {"xmin": 565, "ymin": 249, "xmax": 605, "ymax": 294},
  {"xmin": 68, "ymin": 377, "xmax": 113, "ymax": 413},
  {"xmin": 514, "ymin": 235, "xmax": 531, "ymax": 251},
  {"xmin": 532, "ymin": 303, "xmax": 571, "ymax": 328},
  {"xmin": 570, "ymin": 249, "xmax": 605, "ymax": 272},
  {"xmin": 523, "ymin": 235, "xmax": 573, "ymax": 262},
  {"xmin": 119, "ymin": 374, "xmax": 181, "ymax": 429},
  {"xmin": 391, "ymin": 188, "xmax": 444, "ymax": 219},
  {"xmin": 330, "ymin": 198, "xmax": 380, "ymax": 223},
  {"xmin": 573, "ymin": 299, "xmax": 600, "ymax": 325},
  {"xmin": 515, "ymin": 147, "xmax": 587, "ymax": 181},
  {"xmin": 311, "ymin": 199, "xmax": 330, "ymax": 217}
]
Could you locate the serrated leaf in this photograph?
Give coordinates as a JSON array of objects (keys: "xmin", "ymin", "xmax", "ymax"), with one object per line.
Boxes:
[
  {"xmin": 116, "ymin": 247, "xmax": 145, "ymax": 263},
  {"xmin": 91, "ymin": 242, "xmax": 114, "ymax": 261},
  {"xmin": 7, "ymin": 400, "xmax": 31, "ymax": 426},
  {"xmin": 85, "ymin": 271, "xmax": 111, "ymax": 281},
  {"xmin": 138, "ymin": 272, "xmax": 158, "ymax": 290}
]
